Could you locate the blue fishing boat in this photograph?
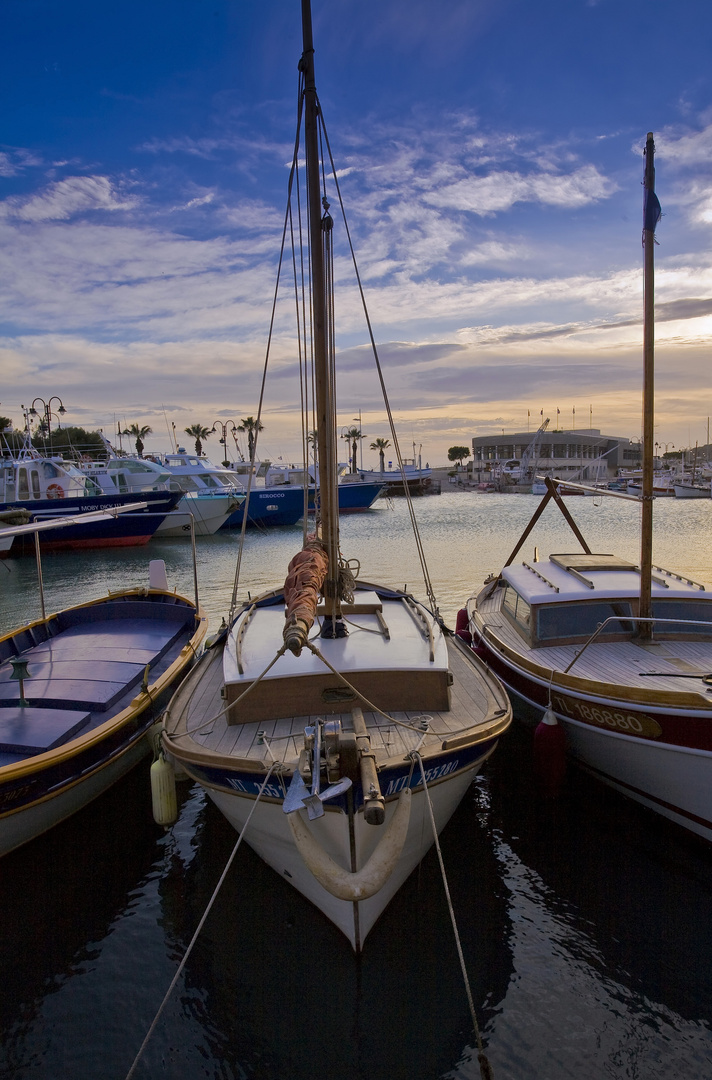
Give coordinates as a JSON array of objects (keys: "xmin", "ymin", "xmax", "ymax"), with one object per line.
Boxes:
[
  {"xmin": 0, "ymin": 539, "xmax": 207, "ymax": 856},
  {"xmin": 0, "ymin": 449, "xmax": 182, "ymax": 552}
]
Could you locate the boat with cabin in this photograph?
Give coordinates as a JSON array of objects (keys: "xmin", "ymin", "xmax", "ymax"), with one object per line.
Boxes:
[
  {"xmin": 160, "ymin": 0, "xmax": 512, "ymax": 952},
  {"xmin": 462, "ymin": 135, "xmax": 712, "ymax": 843},
  {"xmin": 80, "ymin": 455, "xmax": 243, "ymax": 536},
  {"xmin": 0, "ymin": 446, "xmax": 182, "ymax": 552}
]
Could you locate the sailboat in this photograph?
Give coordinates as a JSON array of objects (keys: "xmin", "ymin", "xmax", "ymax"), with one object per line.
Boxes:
[
  {"xmin": 463, "ymin": 135, "xmax": 712, "ymax": 843},
  {"xmin": 161, "ymin": 0, "xmax": 511, "ymax": 951}
]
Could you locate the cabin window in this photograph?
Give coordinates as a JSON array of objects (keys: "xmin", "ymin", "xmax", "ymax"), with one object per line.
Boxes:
[
  {"xmin": 31, "ymin": 470, "xmax": 41, "ymax": 498},
  {"xmin": 651, "ymin": 600, "xmax": 712, "ymax": 637},
  {"xmin": 536, "ymin": 601, "xmax": 634, "ymax": 642},
  {"xmin": 18, "ymin": 468, "xmax": 29, "ymax": 499},
  {"xmin": 118, "ymin": 473, "xmax": 128, "ymax": 493},
  {"xmin": 502, "ymin": 585, "xmax": 531, "ymax": 629},
  {"xmin": 42, "ymin": 462, "xmax": 60, "ymax": 479}
]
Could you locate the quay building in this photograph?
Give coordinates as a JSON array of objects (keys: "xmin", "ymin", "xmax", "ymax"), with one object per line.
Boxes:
[{"xmin": 469, "ymin": 428, "xmax": 640, "ymax": 486}]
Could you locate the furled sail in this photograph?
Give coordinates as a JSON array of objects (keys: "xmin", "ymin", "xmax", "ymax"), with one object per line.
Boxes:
[{"xmin": 283, "ymin": 538, "xmax": 329, "ymax": 655}]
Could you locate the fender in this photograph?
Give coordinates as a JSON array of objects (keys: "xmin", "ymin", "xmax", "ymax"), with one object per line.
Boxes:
[{"xmin": 287, "ymin": 787, "xmax": 411, "ymax": 901}]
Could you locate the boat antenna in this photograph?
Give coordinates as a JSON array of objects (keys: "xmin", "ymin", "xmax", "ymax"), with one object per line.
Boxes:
[{"xmin": 640, "ymin": 132, "xmax": 661, "ymax": 639}]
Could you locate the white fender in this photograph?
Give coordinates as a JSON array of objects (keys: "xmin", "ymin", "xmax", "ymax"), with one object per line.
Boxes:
[{"xmin": 287, "ymin": 787, "xmax": 412, "ymax": 901}]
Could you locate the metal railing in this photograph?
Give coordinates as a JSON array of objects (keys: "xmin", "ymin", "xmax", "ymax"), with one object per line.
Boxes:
[{"xmin": 563, "ymin": 615, "xmax": 712, "ymax": 674}]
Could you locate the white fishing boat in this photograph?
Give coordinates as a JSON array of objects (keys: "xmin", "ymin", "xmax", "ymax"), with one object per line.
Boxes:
[
  {"xmin": 161, "ymin": 0, "xmax": 511, "ymax": 952},
  {"xmin": 80, "ymin": 456, "xmax": 243, "ymax": 536},
  {"xmin": 463, "ymin": 135, "xmax": 712, "ymax": 844},
  {"xmin": 673, "ymin": 480, "xmax": 710, "ymax": 499}
]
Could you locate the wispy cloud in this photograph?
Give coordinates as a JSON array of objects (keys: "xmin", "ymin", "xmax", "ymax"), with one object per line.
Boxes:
[
  {"xmin": 425, "ymin": 164, "xmax": 616, "ymax": 215},
  {"xmin": 0, "ymin": 176, "xmax": 138, "ymax": 222}
]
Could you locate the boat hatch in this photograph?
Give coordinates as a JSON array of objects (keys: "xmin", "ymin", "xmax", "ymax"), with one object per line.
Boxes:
[{"xmin": 550, "ymin": 553, "xmax": 639, "ymax": 574}]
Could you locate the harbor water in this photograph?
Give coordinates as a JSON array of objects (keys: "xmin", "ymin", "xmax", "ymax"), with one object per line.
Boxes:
[{"xmin": 2, "ymin": 491, "xmax": 712, "ymax": 1079}]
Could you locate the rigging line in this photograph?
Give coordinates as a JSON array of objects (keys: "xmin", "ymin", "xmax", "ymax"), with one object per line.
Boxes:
[
  {"xmin": 168, "ymin": 643, "xmax": 290, "ymax": 739},
  {"xmin": 304, "ymin": 638, "xmax": 436, "ymax": 734},
  {"xmin": 411, "ymin": 751, "xmax": 495, "ymax": 1080},
  {"xmin": 315, "ymin": 97, "xmax": 440, "ymax": 617},
  {"xmin": 228, "ymin": 81, "xmax": 306, "ymax": 620},
  {"xmin": 287, "ymin": 200, "xmax": 310, "ymax": 535},
  {"xmin": 124, "ymin": 762, "xmax": 280, "ymax": 1080}
]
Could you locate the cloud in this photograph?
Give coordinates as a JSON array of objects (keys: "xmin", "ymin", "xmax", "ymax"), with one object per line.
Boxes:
[
  {"xmin": 656, "ymin": 122, "xmax": 712, "ymax": 167},
  {"xmin": 0, "ymin": 176, "xmax": 138, "ymax": 222},
  {"xmin": 426, "ymin": 164, "xmax": 616, "ymax": 215}
]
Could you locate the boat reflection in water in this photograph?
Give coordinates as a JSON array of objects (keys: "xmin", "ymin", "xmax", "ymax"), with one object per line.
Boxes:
[{"xmin": 3, "ymin": 726, "xmax": 712, "ymax": 1079}]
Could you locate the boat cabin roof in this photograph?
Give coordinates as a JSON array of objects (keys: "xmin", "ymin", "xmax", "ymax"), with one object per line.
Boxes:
[{"xmin": 502, "ymin": 552, "xmax": 707, "ymax": 605}]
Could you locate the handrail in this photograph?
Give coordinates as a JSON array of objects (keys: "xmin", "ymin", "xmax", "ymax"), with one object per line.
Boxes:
[{"xmin": 563, "ymin": 615, "xmax": 712, "ymax": 674}]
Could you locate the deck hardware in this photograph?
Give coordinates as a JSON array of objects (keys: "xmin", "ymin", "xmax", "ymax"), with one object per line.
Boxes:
[
  {"xmin": 9, "ymin": 657, "xmax": 31, "ymax": 706},
  {"xmin": 521, "ymin": 562, "xmax": 559, "ymax": 591}
]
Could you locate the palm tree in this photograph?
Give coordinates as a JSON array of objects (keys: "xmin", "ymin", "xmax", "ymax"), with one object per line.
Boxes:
[
  {"xmin": 370, "ymin": 437, "xmax": 391, "ymax": 473},
  {"xmin": 342, "ymin": 427, "xmax": 363, "ymax": 474},
  {"xmin": 237, "ymin": 416, "xmax": 264, "ymax": 462},
  {"xmin": 123, "ymin": 423, "xmax": 153, "ymax": 457},
  {"xmin": 184, "ymin": 423, "xmax": 211, "ymax": 456}
]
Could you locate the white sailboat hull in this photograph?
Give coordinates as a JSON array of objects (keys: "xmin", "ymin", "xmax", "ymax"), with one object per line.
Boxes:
[
  {"xmin": 207, "ymin": 761, "xmax": 481, "ymax": 948},
  {"xmin": 498, "ymin": 676, "xmax": 712, "ymax": 844},
  {"xmin": 673, "ymin": 483, "xmax": 709, "ymax": 499},
  {"xmin": 565, "ymin": 718, "xmax": 712, "ymax": 842}
]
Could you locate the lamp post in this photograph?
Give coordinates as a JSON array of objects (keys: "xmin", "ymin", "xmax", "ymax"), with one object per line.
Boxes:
[
  {"xmin": 211, "ymin": 420, "xmax": 238, "ymax": 467},
  {"xmin": 353, "ymin": 411, "xmax": 363, "ymax": 470},
  {"xmin": 27, "ymin": 396, "xmax": 66, "ymax": 453}
]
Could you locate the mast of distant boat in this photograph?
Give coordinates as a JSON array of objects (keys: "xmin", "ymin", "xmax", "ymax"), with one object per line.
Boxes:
[
  {"xmin": 640, "ymin": 132, "xmax": 659, "ymax": 639},
  {"xmin": 300, "ymin": 0, "xmax": 341, "ymax": 627}
]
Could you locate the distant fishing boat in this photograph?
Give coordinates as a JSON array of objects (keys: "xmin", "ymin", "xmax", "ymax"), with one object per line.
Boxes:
[
  {"xmin": 462, "ymin": 135, "xmax": 712, "ymax": 844},
  {"xmin": 0, "ymin": 445, "xmax": 182, "ymax": 552},
  {"xmin": 160, "ymin": 0, "xmax": 511, "ymax": 952},
  {"xmin": 80, "ymin": 455, "xmax": 244, "ymax": 536},
  {"xmin": 263, "ymin": 462, "xmax": 385, "ymax": 511},
  {"xmin": 0, "ymin": 510, "xmax": 207, "ymax": 856}
]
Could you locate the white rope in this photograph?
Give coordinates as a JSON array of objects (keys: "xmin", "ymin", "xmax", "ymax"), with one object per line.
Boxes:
[
  {"xmin": 304, "ymin": 639, "xmax": 431, "ymax": 734},
  {"xmin": 124, "ymin": 762, "xmax": 280, "ymax": 1080},
  {"xmin": 413, "ymin": 752, "xmax": 495, "ymax": 1080}
]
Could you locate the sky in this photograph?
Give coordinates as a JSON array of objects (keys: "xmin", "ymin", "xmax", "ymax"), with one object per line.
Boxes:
[{"xmin": 2, "ymin": 0, "xmax": 712, "ymax": 467}]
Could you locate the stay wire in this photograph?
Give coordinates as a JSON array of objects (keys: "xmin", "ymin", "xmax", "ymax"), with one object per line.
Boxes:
[
  {"xmin": 124, "ymin": 762, "xmax": 280, "ymax": 1080},
  {"xmin": 412, "ymin": 752, "xmax": 495, "ymax": 1080},
  {"xmin": 228, "ymin": 76, "xmax": 306, "ymax": 621},
  {"xmin": 314, "ymin": 95, "xmax": 440, "ymax": 618}
]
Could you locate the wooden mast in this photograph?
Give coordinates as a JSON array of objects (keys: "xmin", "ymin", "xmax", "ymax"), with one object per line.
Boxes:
[
  {"xmin": 300, "ymin": 0, "xmax": 341, "ymax": 625},
  {"xmin": 639, "ymin": 132, "xmax": 657, "ymax": 638}
]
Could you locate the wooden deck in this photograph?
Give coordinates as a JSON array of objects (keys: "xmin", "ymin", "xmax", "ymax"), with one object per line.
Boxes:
[
  {"xmin": 165, "ymin": 632, "xmax": 510, "ymax": 771},
  {"xmin": 476, "ymin": 590, "xmax": 712, "ymax": 702}
]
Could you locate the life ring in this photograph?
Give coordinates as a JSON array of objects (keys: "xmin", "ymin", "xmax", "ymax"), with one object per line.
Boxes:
[{"xmin": 46, "ymin": 483, "xmax": 65, "ymax": 499}]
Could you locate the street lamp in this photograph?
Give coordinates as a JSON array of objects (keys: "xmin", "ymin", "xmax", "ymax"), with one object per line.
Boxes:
[
  {"xmin": 353, "ymin": 410, "xmax": 363, "ymax": 470},
  {"xmin": 211, "ymin": 419, "xmax": 238, "ymax": 467},
  {"xmin": 27, "ymin": 396, "xmax": 66, "ymax": 452}
]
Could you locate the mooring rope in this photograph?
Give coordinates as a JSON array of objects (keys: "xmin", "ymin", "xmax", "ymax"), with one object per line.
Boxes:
[
  {"xmin": 124, "ymin": 761, "xmax": 280, "ymax": 1080},
  {"xmin": 412, "ymin": 751, "xmax": 495, "ymax": 1080}
]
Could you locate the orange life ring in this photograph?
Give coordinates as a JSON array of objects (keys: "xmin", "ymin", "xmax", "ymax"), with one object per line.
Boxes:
[{"xmin": 46, "ymin": 483, "xmax": 65, "ymax": 499}]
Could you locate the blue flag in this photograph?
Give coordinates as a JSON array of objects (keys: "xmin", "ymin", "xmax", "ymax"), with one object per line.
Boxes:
[{"xmin": 644, "ymin": 188, "xmax": 662, "ymax": 233}]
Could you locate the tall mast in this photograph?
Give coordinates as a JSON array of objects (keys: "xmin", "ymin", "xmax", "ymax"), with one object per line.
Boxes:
[
  {"xmin": 301, "ymin": 0, "xmax": 341, "ymax": 622},
  {"xmin": 640, "ymin": 132, "xmax": 659, "ymax": 638}
]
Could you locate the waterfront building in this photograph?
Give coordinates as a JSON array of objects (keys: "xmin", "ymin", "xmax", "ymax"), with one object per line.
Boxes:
[{"xmin": 469, "ymin": 428, "xmax": 640, "ymax": 485}]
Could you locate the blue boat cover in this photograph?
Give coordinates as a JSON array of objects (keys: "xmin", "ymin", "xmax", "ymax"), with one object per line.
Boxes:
[{"xmin": 0, "ymin": 706, "xmax": 91, "ymax": 754}]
